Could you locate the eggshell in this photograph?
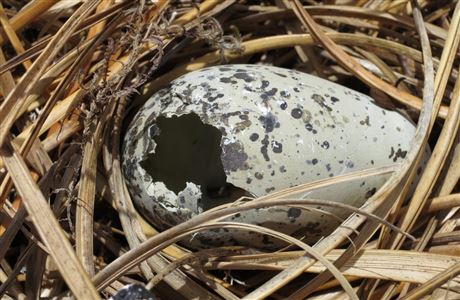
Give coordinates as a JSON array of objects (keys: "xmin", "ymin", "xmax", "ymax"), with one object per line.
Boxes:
[{"xmin": 122, "ymin": 64, "xmax": 419, "ymax": 249}]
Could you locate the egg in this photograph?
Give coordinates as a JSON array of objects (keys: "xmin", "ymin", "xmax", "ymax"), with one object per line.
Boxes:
[{"xmin": 122, "ymin": 64, "xmax": 419, "ymax": 249}]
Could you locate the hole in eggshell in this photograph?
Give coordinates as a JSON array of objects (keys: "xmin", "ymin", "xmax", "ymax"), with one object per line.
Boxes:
[{"xmin": 140, "ymin": 113, "xmax": 252, "ymax": 211}]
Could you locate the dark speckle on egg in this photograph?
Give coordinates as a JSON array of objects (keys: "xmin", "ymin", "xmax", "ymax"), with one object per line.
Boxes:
[
  {"xmin": 112, "ymin": 284, "xmax": 156, "ymax": 300},
  {"xmin": 392, "ymin": 148, "xmax": 408, "ymax": 162},
  {"xmin": 220, "ymin": 77, "xmax": 235, "ymax": 84},
  {"xmin": 388, "ymin": 146, "xmax": 395, "ymax": 159},
  {"xmin": 306, "ymin": 158, "xmax": 319, "ymax": 165},
  {"xmin": 279, "ymin": 101, "xmax": 287, "ymax": 110},
  {"xmin": 255, "ymin": 172, "xmax": 264, "ymax": 180},
  {"xmin": 274, "ymin": 72, "xmax": 287, "ymax": 78},
  {"xmin": 312, "ymin": 94, "xmax": 333, "ymax": 112},
  {"xmin": 261, "ymin": 80, "xmax": 269, "ymax": 89},
  {"xmin": 360, "ymin": 115, "xmax": 371, "ymax": 126},
  {"xmin": 260, "ymin": 135, "xmax": 270, "ymax": 161},
  {"xmin": 291, "ymin": 108, "xmax": 303, "ymax": 119},
  {"xmin": 221, "ymin": 141, "xmax": 249, "ymax": 172},
  {"xmin": 271, "ymin": 141, "xmax": 283, "ymax": 153},
  {"xmin": 244, "ymin": 85, "xmax": 254, "ymax": 92},
  {"xmin": 258, "ymin": 113, "xmax": 278, "ymax": 133},
  {"xmin": 280, "ymin": 90, "xmax": 290, "ymax": 98},
  {"xmin": 346, "ymin": 161, "xmax": 354, "ymax": 168},
  {"xmin": 287, "ymin": 207, "xmax": 301, "ymax": 221},
  {"xmin": 365, "ymin": 187, "xmax": 377, "ymax": 199},
  {"xmin": 233, "ymin": 71, "xmax": 254, "ymax": 82},
  {"xmin": 265, "ymin": 187, "xmax": 275, "ymax": 193},
  {"xmin": 266, "ymin": 88, "xmax": 278, "ymax": 96},
  {"xmin": 321, "ymin": 141, "xmax": 330, "ymax": 149}
]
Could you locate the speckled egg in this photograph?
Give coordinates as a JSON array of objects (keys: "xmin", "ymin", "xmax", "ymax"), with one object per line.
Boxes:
[{"xmin": 122, "ymin": 64, "xmax": 419, "ymax": 249}]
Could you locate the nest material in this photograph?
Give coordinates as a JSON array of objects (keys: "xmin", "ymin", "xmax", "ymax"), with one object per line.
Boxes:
[{"xmin": 0, "ymin": 0, "xmax": 458, "ymax": 299}]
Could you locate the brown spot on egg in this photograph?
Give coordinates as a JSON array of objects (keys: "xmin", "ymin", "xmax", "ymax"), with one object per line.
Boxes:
[{"xmin": 312, "ymin": 94, "xmax": 333, "ymax": 112}]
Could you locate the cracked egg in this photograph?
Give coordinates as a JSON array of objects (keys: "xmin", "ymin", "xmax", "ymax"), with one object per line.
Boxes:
[{"xmin": 122, "ymin": 64, "xmax": 420, "ymax": 249}]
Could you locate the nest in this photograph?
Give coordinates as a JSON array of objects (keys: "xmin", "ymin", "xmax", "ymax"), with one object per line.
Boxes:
[{"xmin": 0, "ymin": 0, "xmax": 458, "ymax": 299}]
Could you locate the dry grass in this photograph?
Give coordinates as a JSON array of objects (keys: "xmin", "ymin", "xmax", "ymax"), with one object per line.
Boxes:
[{"xmin": 0, "ymin": 0, "xmax": 458, "ymax": 299}]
